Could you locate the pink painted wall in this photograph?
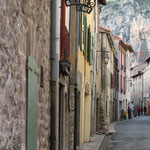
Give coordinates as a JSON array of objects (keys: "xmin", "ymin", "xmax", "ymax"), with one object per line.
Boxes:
[{"xmin": 118, "ymin": 45, "xmax": 126, "ymax": 94}]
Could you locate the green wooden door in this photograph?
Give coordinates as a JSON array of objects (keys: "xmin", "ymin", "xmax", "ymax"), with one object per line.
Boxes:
[{"xmin": 26, "ymin": 56, "xmax": 38, "ymax": 150}]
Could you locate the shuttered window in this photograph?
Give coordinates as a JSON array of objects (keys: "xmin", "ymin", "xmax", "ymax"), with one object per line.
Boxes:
[
  {"xmin": 124, "ymin": 76, "xmax": 126, "ymax": 93},
  {"xmin": 79, "ymin": 12, "xmax": 87, "ymax": 55},
  {"xmin": 80, "ymin": 12, "xmax": 84, "ymax": 51},
  {"xmin": 83, "ymin": 15, "xmax": 87, "ymax": 57},
  {"xmin": 79, "ymin": 12, "xmax": 82, "ymax": 50},
  {"xmin": 79, "ymin": 13, "xmax": 88, "ymax": 59},
  {"xmin": 87, "ymin": 27, "xmax": 93, "ymax": 65},
  {"xmin": 26, "ymin": 56, "xmax": 38, "ymax": 150},
  {"xmin": 111, "ymin": 73, "xmax": 114, "ymax": 88}
]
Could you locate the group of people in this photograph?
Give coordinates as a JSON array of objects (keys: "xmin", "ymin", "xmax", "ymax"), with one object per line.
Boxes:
[
  {"xmin": 128, "ymin": 105, "xmax": 147, "ymax": 119},
  {"xmin": 136, "ymin": 106, "xmax": 147, "ymax": 116},
  {"xmin": 120, "ymin": 102, "xmax": 148, "ymax": 120}
]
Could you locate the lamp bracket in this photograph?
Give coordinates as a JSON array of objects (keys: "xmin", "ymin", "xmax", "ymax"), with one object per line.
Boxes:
[{"xmin": 65, "ymin": 0, "xmax": 95, "ymax": 14}]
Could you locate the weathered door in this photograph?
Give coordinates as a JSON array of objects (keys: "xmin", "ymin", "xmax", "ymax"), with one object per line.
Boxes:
[{"xmin": 26, "ymin": 56, "xmax": 38, "ymax": 150}]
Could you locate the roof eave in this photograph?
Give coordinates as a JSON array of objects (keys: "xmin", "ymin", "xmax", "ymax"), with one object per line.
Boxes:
[
  {"xmin": 119, "ymin": 41, "xmax": 128, "ymax": 51},
  {"xmin": 131, "ymin": 72, "xmax": 143, "ymax": 78},
  {"xmin": 145, "ymin": 57, "xmax": 150, "ymax": 62}
]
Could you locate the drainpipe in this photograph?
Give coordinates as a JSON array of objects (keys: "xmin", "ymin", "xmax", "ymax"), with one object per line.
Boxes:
[
  {"xmin": 50, "ymin": 0, "xmax": 61, "ymax": 150},
  {"xmin": 91, "ymin": 0, "xmax": 98, "ymax": 136},
  {"xmin": 142, "ymin": 73, "xmax": 144, "ymax": 114},
  {"xmin": 74, "ymin": 8, "xmax": 79, "ymax": 150}
]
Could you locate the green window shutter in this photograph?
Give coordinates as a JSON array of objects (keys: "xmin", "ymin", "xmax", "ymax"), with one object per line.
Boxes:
[
  {"xmin": 89, "ymin": 32, "xmax": 93, "ymax": 65},
  {"xmin": 87, "ymin": 27, "xmax": 91, "ymax": 62},
  {"xmin": 84, "ymin": 16, "xmax": 87, "ymax": 57},
  {"xmin": 90, "ymin": 49, "xmax": 93, "ymax": 65},
  {"xmin": 92, "ymin": 36, "xmax": 94, "ymax": 47},
  {"xmin": 81, "ymin": 12, "xmax": 84, "ymax": 51},
  {"xmin": 79, "ymin": 12, "xmax": 82, "ymax": 50},
  {"xmin": 26, "ymin": 56, "xmax": 38, "ymax": 150}
]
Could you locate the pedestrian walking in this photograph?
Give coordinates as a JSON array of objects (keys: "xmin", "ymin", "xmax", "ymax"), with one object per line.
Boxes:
[
  {"xmin": 120, "ymin": 109, "xmax": 125, "ymax": 120},
  {"xmin": 137, "ymin": 106, "xmax": 141, "ymax": 116},
  {"xmin": 124, "ymin": 111, "xmax": 127, "ymax": 120},
  {"xmin": 144, "ymin": 106, "xmax": 147, "ymax": 115},
  {"xmin": 129, "ymin": 102, "xmax": 134, "ymax": 118},
  {"xmin": 128, "ymin": 107, "xmax": 131, "ymax": 119}
]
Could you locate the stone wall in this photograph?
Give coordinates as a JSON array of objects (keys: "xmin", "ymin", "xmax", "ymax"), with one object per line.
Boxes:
[
  {"xmin": 96, "ymin": 4, "xmax": 103, "ymax": 133},
  {"xmin": 69, "ymin": 5, "xmax": 77, "ymax": 150},
  {"xmin": 0, "ymin": 0, "xmax": 51, "ymax": 149}
]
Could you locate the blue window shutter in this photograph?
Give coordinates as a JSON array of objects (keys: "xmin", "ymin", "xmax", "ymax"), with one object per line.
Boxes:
[{"xmin": 26, "ymin": 56, "xmax": 38, "ymax": 150}]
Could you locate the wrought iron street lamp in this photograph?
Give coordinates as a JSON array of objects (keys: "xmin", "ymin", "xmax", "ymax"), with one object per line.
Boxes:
[{"xmin": 65, "ymin": 0, "xmax": 95, "ymax": 14}]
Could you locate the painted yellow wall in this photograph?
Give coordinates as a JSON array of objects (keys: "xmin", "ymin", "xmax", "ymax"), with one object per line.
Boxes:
[
  {"xmin": 78, "ymin": 49, "xmax": 92, "ymax": 144},
  {"xmin": 78, "ymin": 5, "xmax": 94, "ymax": 144}
]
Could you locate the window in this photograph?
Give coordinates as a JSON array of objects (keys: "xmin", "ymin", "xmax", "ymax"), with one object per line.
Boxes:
[
  {"xmin": 111, "ymin": 73, "xmax": 113, "ymax": 88},
  {"xmin": 124, "ymin": 77, "xmax": 125, "ymax": 93},
  {"xmin": 40, "ymin": 66, "xmax": 44, "ymax": 88},
  {"xmin": 79, "ymin": 13, "xmax": 87, "ymax": 55},
  {"xmin": 65, "ymin": 6, "xmax": 70, "ymax": 31},
  {"xmin": 121, "ymin": 75, "xmax": 122, "ymax": 92},
  {"xmin": 133, "ymin": 84, "xmax": 135, "ymax": 93},
  {"xmin": 87, "ymin": 27, "xmax": 93, "ymax": 65}
]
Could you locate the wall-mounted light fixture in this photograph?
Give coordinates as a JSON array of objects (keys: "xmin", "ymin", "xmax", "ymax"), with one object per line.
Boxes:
[
  {"xmin": 104, "ymin": 53, "xmax": 110, "ymax": 65},
  {"xmin": 65, "ymin": 0, "xmax": 95, "ymax": 14},
  {"xmin": 125, "ymin": 77, "xmax": 132, "ymax": 87},
  {"xmin": 96, "ymin": 49, "xmax": 110, "ymax": 65}
]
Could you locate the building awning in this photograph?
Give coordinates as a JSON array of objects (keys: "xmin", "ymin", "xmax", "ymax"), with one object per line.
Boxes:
[{"xmin": 98, "ymin": 0, "xmax": 107, "ymax": 5}]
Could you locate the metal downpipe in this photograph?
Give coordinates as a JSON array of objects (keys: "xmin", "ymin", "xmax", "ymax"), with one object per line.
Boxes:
[{"xmin": 50, "ymin": 0, "xmax": 61, "ymax": 150}]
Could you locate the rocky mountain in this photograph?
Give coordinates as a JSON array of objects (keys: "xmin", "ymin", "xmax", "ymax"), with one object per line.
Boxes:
[{"xmin": 100, "ymin": 0, "xmax": 150, "ymax": 66}]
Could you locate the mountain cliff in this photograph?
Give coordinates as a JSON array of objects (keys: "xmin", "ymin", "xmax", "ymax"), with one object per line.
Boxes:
[{"xmin": 100, "ymin": 0, "xmax": 150, "ymax": 66}]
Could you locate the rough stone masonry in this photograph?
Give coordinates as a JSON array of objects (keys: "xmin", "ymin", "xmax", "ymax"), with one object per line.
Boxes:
[{"xmin": 0, "ymin": 0, "xmax": 51, "ymax": 150}]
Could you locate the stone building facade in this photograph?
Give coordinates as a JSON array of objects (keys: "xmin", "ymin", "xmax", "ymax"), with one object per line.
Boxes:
[
  {"xmin": 131, "ymin": 57, "xmax": 150, "ymax": 111},
  {"xmin": 113, "ymin": 51, "xmax": 119, "ymax": 121},
  {"xmin": 69, "ymin": 5, "xmax": 77, "ymax": 150},
  {"xmin": 143, "ymin": 57, "xmax": 150, "ymax": 111},
  {"xmin": 99, "ymin": 27, "xmax": 116, "ymax": 128},
  {"xmin": 130, "ymin": 63, "xmax": 146, "ymax": 107},
  {"xmin": 0, "ymin": 0, "xmax": 51, "ymax": 150},
  {"xmin": 113, "ymin": 36, "xmax": 129, "ymax": 120},
  {"xmin": 60, "ymin": 3, "xmax": 77, "ymax": 150},
  {"xmin": 95, "ymin": 3, "xmax": 102, "ymax": 134},
  {"xmin": 125, "ymin": 43, "xmax": 134, "ymax": 114}
]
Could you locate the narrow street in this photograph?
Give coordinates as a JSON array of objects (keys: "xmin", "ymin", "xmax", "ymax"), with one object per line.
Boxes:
[
  {"xmin": 1, "ymin": 0, "xmax": 150, "ymax": 149},
  {"xmin": 106, "ymin": 116, "xmax": 150, "ymax": 150}
]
